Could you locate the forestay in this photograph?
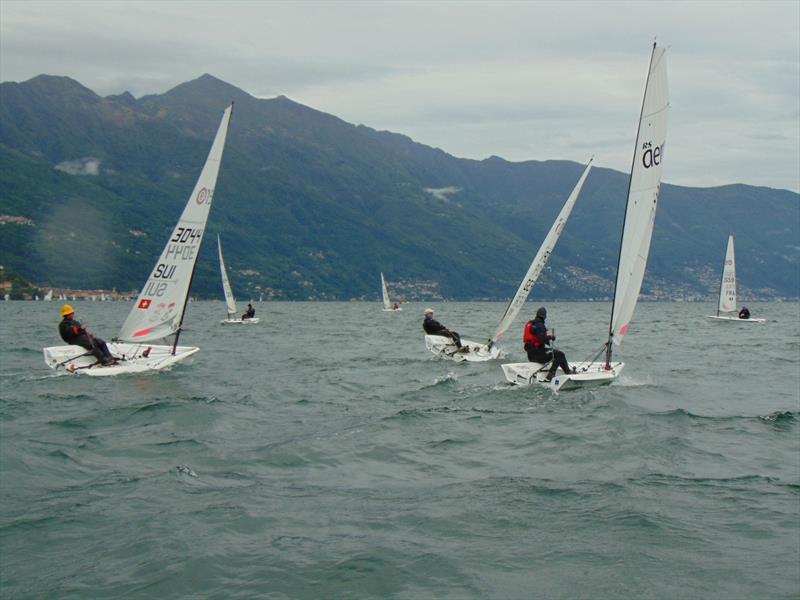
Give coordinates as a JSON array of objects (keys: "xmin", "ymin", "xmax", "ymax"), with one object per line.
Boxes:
[
  {"xmin": 608, "ymin": 45, "xmax": 669, "ymax": 349},
  {"xmin": 492, "ymin": 159, "xmax": 593, "ymax": 344},
  {"xmin": 718, "ymin": 235, "xmax": 737, "ymax": 314},
  {"xmin": 218, "ymin": 235, "xmax": 238, "ymax": 317},
  {"xmin": 118, "ymin": 104, "xmax": 233, "ymax": 342}
]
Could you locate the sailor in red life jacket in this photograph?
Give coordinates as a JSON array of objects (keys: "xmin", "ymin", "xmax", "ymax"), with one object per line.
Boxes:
[{"xmin": 523, "ymin": 306, "xmax": 574, "ymax": 381}]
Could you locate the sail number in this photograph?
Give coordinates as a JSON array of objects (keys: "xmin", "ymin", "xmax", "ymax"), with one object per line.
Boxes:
[
  {"xmin": 641, "ymin": 141, "xmax": 664, "ymax": 168},
  {"xmin": 170, "ymin": 227, "xmax": 203, "ymax": 244}
]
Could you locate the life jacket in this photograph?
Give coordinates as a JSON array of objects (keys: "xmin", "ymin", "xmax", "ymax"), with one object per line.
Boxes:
[{"xmin": 523, "ymin": 320, "xmax": 543, "ymax": 348}]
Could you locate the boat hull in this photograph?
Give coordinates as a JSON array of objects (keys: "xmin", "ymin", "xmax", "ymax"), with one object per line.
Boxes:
[
  {"xmin": 706, "ymin": 315, "xmax": 766, "ymax": 323},
  {"xmin": 501, "ymin": 361, "xmax": 624, "ymax": 391},
  {"xmin": 43, "ymin": 343, "xmax": 199, "ymax": 376},
  {"xmin": 382, "ymin": 308, "xmax": 402, "ymax": 312},
  {"xmin": 424, "ymin": 334, "xmax": 503, "ymax": 363},
  {"xmin": 220, "ymin": 318, "xmax": 260, "ymax": 324}
]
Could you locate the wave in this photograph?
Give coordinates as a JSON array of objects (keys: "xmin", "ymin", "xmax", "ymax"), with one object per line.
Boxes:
[{"xmin": 651, "ymin": 408, "xmax": 798, "ymax": 425}]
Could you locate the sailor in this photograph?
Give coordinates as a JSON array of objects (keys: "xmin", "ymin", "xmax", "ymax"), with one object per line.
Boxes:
[
  {"xmin": 423, "ymin": 308, "xmax": 462, "ymax": 349},
  {"xmin": 523, "ymin": 306, "xmax": 574, "ymax": 381},
  {"xmin": 738, "ymin": 306, "xmax": 750, "ymax": 320},
  {"xmin": 242, "ymin": 303, "xmax": 255, "ymax": 320},
  {"xmin": 58, "ymin": 304, "xmax": 115, "ymax": 365}
]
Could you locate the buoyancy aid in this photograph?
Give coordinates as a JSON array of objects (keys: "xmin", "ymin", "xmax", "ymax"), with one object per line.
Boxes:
[{"xmin": 523, "ymin": 320, "xmax": 543, "ymax": 348}]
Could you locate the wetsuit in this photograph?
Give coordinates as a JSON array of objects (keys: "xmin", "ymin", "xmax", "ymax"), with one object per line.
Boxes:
[
  {"xmin": 523, "ymin": 316, "xmax": 571, "ymax": 378},
  {"xmin": 59, "ymin": 316, "xmax": 113, "ymax": 364},
  {"xmin": 423, "ymin": 316, "xmax": 462, "ymax": 348},
  {"xmin": 242, "ymin": 306, "xmax": 255, "ymax": 319},
  {"xmin": 738, "ymin": 308, "xmax": 750, "ymax": 319}
]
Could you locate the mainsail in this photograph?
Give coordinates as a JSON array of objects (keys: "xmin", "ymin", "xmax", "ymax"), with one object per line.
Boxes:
[
  {"xmin": 717, "ymin": 235, "xmax": 737, "ymax": 314},
  {"xmin": 607, "ymin": 44, "xmax": 668, "ymax": 358},
  {"xmin": 380, "ymin": 272, "xmax": 391, "ymax": 310},
  {"xmin": 218, "ymin": 235, "xmax": 237, "ymax": 318},
  {"xmin": 118, "ymin": 104, "xmax": 234, "ymax": 343},
  {"xmin": 492, "ymin": 159, "xmax": 593, "ymax": 343}
]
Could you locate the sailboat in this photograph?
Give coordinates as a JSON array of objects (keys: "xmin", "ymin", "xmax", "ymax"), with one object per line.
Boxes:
[
  {"xmin": 43, "ymin": 103, "xmax": 234, "ymax": 375},
  {"xmin": 707, "ymin": 235, "xmax": 765, "ymax": 323},
  {"xmin": 44, "ymin": 290, "xmax": 53, "ymax": 301},
  {"xmin": 502, "ymin": 43, "xmax": 669, "ymax": 391},
  {"xmin": 425, "ymin": 159, "xmax": 593, "ymax": 362},
  {"xmin": 218, "ymin": 235, "xmax": 259, "ymax": 324},
  {"xmin": 380, "ymin": 273, "xmax": 402, "ymax": 312}
]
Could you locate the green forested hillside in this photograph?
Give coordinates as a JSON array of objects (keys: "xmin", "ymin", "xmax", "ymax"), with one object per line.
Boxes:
[{"xmin": 0, "ymin": 74, "xmax": 797, "ymax": 300}]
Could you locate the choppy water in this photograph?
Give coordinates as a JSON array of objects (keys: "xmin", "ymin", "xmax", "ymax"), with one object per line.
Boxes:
[{"xmin": 1, "ymin": 301, "xmax": 798, "ymax": 599}]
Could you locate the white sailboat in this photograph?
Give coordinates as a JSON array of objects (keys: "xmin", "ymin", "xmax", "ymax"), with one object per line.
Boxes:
[
  {"xmin": 502, "ymin": 43, "xmax": 669, "ymax": 391},
  {"xmin": 43, "ymin": 103, "xmax": 234, "ymax": 375},
  {"xmin": 218, "ymin": 235, "xmax": 259, "ymax": 324},
  {"xmin": 381, "ymin": 273, "xmax": 402, "ymax": 312},
  {"xmin": 707, "ymin": 235, "xmax": 765, "ymax": 323},
  {"xmin": 44, "ymin": 289, "xmax": 53, "ymax": 301},
  {"xmin": 425, "ymin": 160, "xmax": 593, "ymax": 363}
]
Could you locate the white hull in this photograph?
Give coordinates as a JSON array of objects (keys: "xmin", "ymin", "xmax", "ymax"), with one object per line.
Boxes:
[
  {"xmin": 424, "ymin": 334, "xmax": 503, "ymax": 363},
  {"xmin": 221, "ymin": 317, "xmax": 260, "ymax": 324},
  {"xmin": 706, "ymin": 315, "xmax": 766, "ymax": 323},
  {"xmin": 382, "ymin": 308, "xmax": 402, "ymax": 312},
  {"xmin": 43, "ymin": 343, "xmax": 199, "ymax": 376},
  {"xmin": 501, "ymin": 361, "xmax": 624, "ymax": 392}
]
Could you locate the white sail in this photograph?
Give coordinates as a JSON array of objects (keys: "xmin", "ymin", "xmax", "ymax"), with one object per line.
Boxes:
[
  {"xmin": 380, "ymin": 272, "xmax": 392, "ymax": 310},
  {"xmin": 718, "ymin": 235, "xmax": 737, "ymax": 314},
  {"xmin": 44, "ymin": 290, "xmax": 53, "ymax": 301},
  {"xmin": 492, "ymin": 159, "xmax": 593, "ymax": 343},
  {"xmin": 118, "ymin": 104, "xmax": 233, "ymax": 342},
  {"xmin": 608, "ymin": 44, "xmax": 668, "ymax": 347},
  {"xmin": 218, "ymin": 235, "xmax": 237, "ymax": 317}
]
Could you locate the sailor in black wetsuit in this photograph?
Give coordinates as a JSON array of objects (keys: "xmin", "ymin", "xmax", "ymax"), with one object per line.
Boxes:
[
  {"xmin": 58, "ymin": 304, "xmax": 115, "ymax": 365},
  {"xmin": 523, "ymin": 306, "xmax": 573, "ymax": 381},
  {"xmin": 423, "ymin": 308, "xmax": 462, "ymax": 349},
  {"xmin": 738, "ymin": 306, "xmax": 750, "ymax": 319},
  {"xmin": 242, "ymin": 303, "xmax": 255, "ymax": 320}
]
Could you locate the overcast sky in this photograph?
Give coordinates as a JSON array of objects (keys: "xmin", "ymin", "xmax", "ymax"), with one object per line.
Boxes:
[{"xmin": 1, "ymin": 0, "xmax": 798, "ymax": 192}]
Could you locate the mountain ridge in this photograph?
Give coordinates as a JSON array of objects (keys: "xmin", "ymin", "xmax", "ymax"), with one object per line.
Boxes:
[{"xmin": 0, "ymin": 73, "xmax": 797, "ymax": 300}]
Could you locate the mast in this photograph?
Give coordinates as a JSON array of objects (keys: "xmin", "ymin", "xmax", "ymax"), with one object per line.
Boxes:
[{"xmin": 605, "ymin": 42, "xmax": 659, "ymax": 368}]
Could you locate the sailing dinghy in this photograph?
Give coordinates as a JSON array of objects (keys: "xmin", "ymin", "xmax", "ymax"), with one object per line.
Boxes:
[
  {"xmin": 43, "ymin": 104, "xmax": 234, "ymax": 376},
  {"xmin": 502, "ymin": 43, "xmax": 669, "ymax": 391},
  {"xmin": 425, "ymin": 160, "xmax": 593, "ymax": 362},
  {"xmin": 219, "ymin": 235, "xmax": 259, "ymax": 324},
  {"xmin": 706, "ymin": 235, "xmax": 765, "ymax": 323},
  {"xmin": 380, "ymin": 272, "xmax": 402, "ymax": 311}
]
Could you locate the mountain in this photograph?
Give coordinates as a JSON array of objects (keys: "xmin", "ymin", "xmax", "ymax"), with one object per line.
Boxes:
[{"xmin": 0, "ymin": 74, "xmax": 798, "ymax": 300}]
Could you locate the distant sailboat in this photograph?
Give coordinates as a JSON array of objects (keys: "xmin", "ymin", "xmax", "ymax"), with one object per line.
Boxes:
[
  {"xmin": 380, "ymin": 273, "xmax": 402, "ymax": 311},
  {"xmin": 43, "ymin": 103, "xmax": 234, "ymax": 375},
  {"xmin": 44, "ymin": 290, "xmax": 53, "ymax": 301},
  {"xmin": 219, "ymin": 235, "xmax": 259, "ymax": 324},
  {"xmin": 707, "ymin": 235, "xmax": 765, "ymax": 323},
  {"xmin": 425, "ymin": 159, "xmax": 593, "ymax": 363},
  {"xmin": 502, "ymin": 43, "xmax": 669, "ymax": 390}
]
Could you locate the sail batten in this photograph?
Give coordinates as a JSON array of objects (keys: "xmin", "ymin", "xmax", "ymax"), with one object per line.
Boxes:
[
  {"xmin": 118, "ymin": 104, "xmax": 233, "ymax": 343},
  {"xmin": 492, "ymin": 159, "xmax": 593, "ymax": 343}
]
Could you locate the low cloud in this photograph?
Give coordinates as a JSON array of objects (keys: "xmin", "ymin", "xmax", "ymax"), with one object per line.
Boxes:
[
  {"xmin": 425, "ymin": 186, "xmax": 461, "ymax": 203},
  {"xmin": 55, "ymin": 157, "xmax": 101, "ymax": 176}
]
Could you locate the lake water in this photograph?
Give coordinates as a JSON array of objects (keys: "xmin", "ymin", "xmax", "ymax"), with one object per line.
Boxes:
[{"xmin": 1, "ymin": 301, "xmax": 798, "ymax": 599}]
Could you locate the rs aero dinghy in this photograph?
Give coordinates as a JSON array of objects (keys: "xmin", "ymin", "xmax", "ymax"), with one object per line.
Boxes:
[
  {"xmin": 43, "ymin": 104, "xmax": 234, "ymax": 375},
  {"xmin": 706, "ymin": 235, "xmax": 765, "ymax": 323},
  {"xmin": 218, "ymin": 235, "xmax": 259, "ymax": 324},
  {"xmin": 425, "ymin": 159, "xmax": 593, "ymax": 363},
  {"xmin": 502, "ymin": 42, "xmax": 669, "ymax": 391}
]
